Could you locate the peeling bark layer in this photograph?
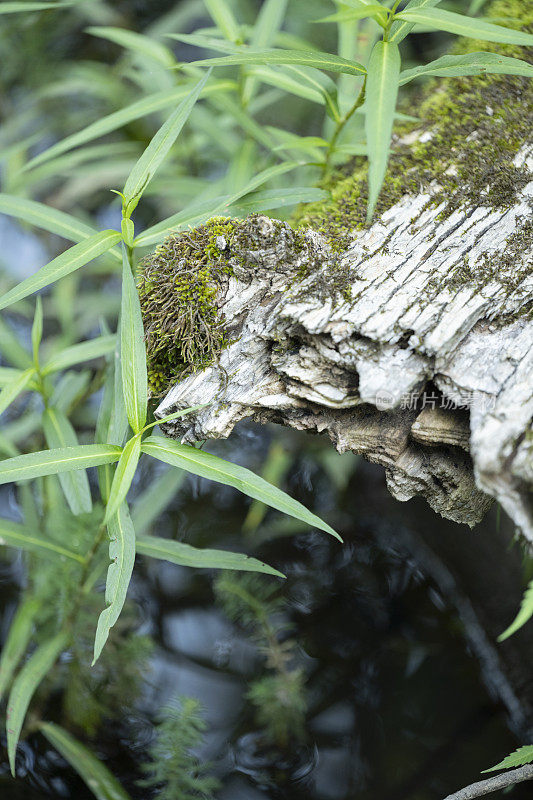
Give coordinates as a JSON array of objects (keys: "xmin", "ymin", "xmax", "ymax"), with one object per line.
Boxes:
[{"xmin": 155, "ymin": 152, "xmax": 533, "ymax": 540}]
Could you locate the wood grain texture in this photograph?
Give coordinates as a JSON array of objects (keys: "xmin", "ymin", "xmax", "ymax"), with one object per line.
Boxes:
[{"xmin": 155, "ymin": 142, "xmax": 532, "ymax": 539}]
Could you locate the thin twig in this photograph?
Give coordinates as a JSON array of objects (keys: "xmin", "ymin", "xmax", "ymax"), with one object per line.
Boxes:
[{"xmin": 443, "ymin": 764, "xmax": 533, "ymax": 800}]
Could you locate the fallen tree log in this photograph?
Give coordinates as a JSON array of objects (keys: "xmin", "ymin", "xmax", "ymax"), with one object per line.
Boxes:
[{"xmin": 141, "ymin": 6, "xmax": 533, "ymax": 541}]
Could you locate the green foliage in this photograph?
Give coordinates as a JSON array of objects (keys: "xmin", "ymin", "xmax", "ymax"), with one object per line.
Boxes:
[
  {"xmin": 40, "ymin": 723, "xmax": 133, "ymax": 800},
  {"xmin": 499, "ymin": 578, "xmax": 533, "ymax": 640},
  {"xmin": 139, "ymin": 697, "xmax": 220, "ymax": 800},
  {"xmin": 1, "ymin": 0, "xmax": 532, "ymax": 792},
  {"xmin": 7, "ymin": 631, "xmax": 69, "ymax": 775},
  {"xmin": 484, "ymin": 745, "xmax": 533, "ymax": 772}
]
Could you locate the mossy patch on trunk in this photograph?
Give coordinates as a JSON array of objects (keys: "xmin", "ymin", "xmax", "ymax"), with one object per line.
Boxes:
[{"xmin": 293, "ymin": 0, "xmax": 533, "ymax": 253}]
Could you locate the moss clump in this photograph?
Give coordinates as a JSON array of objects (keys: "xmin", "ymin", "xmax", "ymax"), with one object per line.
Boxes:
[
  {"xmin": 293, "ymin": 0, "xmax": 533, "ymax": 250},
  {"xmin": 138, "ymin": 217, "xmax": 239, "ymax": 395}
]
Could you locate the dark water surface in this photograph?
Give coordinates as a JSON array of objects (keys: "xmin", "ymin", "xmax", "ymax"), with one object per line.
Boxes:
[{"xmin": 0, "ymin": 424, "xmax": 531, "ymax": 800}]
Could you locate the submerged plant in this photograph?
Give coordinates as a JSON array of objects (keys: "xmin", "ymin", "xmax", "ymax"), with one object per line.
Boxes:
[
  {"xmin": 215, "ymin": 572, "xmax": 307, "ymax": 749},
  {"xmin": 139, "ymin": 697, "xmax": 220, "ymax": 800}
]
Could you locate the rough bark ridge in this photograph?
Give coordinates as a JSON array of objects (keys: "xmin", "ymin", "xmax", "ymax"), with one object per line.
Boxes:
[
  {"xmin": 155, "ymin": 157, "xmax": 532, "ymax": 538},
  {"xmin": 152, "ymin": 29, "xmax": 533, "ymax": 539}
]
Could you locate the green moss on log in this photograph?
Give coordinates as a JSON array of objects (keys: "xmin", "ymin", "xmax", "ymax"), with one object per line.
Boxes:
[
  {"xmin": 293, "ymin": 0, "xmax": 533, "ymax": 250},
  {"xmin": 138, "ymin": 218, "xmax": 239, "ymax": 395}
]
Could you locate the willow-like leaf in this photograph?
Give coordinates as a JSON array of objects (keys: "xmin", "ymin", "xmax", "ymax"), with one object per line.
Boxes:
[
  {"xmin": 40, "ymin": 723, "xmax": 132, "ymax": 800},
  {"xmin": 136, "ymin": 534, "xmax": 285, "ymax": 578},
  {"xmin": 93, "ymin": 502, "xmax": 136, "ymax": 664},
  {"xmin": 0, "ymin": 597, "xmax": 40, "ymax": 702},
  {"xmin": 0, "ymin": 1, "xmax": 73, "ymax": 12},
  {"xmin": 189, "ymin": 49, "xmax": 366, "ymax": 76},
  {"xmin": 41, "ymin": 334, "xmax": 115, "ymax": 376},
  {"xmin": 0, "ymin": 517, "xmax": 85, "ymax": 561},
  {"xmin": 0, "ymin": 194, "xmax": 96, "ymax": 243},
  {"xmin": 7, "ymin": 631, "xmax": 69, "ymax": 776},
  {"xmin": 0, "ymin": 230, "xmax": 122, "ymax": 312},
  {"xmin": 388, "ymin": 0, "xmax": 442, "ymax": 44},
  {"xmin": 399, "ymin": 51, "xmax": 533, "ymax": 84},
  {"xmin": 42, "ymin": 407, "xmax": 92, "ymax": 515},
  {"xmin": 394, "ymin": 7, "xmax": 533, "ymax": 45},
  {"xmin": 365, "ymin": 41, "xmax": 401, "ymax": 221},
  {"xmin": 483, "ymin": 746, "xmax": 533, "ymax": 772},
  {"xmin": 135, "ymin": 161, "xmax": 302, "ymax": 246},
  {"xmin": 498, "ymin": 579, "xmax": 533, "ymax": 641},
  {"xmin": 119, "ymin": 246, "xmax": 147, "ymax": 433},
  {"xmin": 0, "ymin": 369, "xmax": 35, "ymax": 418},
  {"xmin": 141, "ymin": 436, "xmax": 340, "ymax": 540},
  {"xmin": 204, "ymin": 0, "xmax": 240, "ymax": 42},
  {"xmin": 24, "ymin": 82, "xmax": 234, "ymax": 173},
  {"xmin": 103, "ymin": 436, "xmax": 141, "ymax": 523},
  {"xmin": 0, "ymin": 445, "xmax": 122, "ymax": 486},
  {"xmin": 122, "ymin": 72, "xmax": 210, "ymax": 216},
  {"xmin": 30, "ymin": 297, "xmax": 43, "ymax": 365},
  {"xmin": 131, "ymin": 468, "xmax": 185, "ymax": 536},
  {"xmin": 86, "ymin": 26, "xmax": 176, "ymax": 69}
]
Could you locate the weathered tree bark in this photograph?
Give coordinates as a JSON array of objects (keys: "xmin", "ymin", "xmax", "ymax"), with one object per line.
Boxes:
[
  {"xmin": 155, "ymin": 177, "xmax": 532, "ymax": 539},
  {"xmin": 150, "ymin": 22, "xmax": 533, "ymax": 541}
]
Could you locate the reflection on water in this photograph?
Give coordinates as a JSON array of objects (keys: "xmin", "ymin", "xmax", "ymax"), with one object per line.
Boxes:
[{"xmin": 0, "ymin": 423, "xmax": 531, "ymax": 800}]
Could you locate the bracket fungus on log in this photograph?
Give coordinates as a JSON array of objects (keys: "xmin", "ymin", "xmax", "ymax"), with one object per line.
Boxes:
[{"xmin": 141, "ymin": 8, "xmax": 533, "ymax": 542}]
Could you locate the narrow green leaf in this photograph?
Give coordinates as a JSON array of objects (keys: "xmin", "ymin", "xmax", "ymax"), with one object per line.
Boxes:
[
  {"xmin": 245, "ymin": 65, "xmax": 326, "ymax": 105},
  {"xmin": 93, "ymin": 503, "xmax": 136, "ymax": 664},
  {"xmin": 122, "ymin": 72, "xmax": 210, "ymax": 216},
  {"xmin": 483, "ymin": 746, "xmax": 533, "ymax": 773},
  {"xmin": 242, "ymin": 0, "xmax": 288, "ymax": 103},
  {"xmin": 204, "ymin": 0, "xmax": 240, "ymax": 42},
  {"xmin": 498, "ymin": 578, "xmax": 533, "ymax": 641},
  {"xmin": 365, "ymin": 41, "xmax": 401, "ymax": 221},
  {"xmin": 137, "ymin": 534, "xmax": 285, "ymax": 577},
  {"xmin": 399, "ymin": 51, "xmax": 533, "ymax": 84},
  {"xmin": 318, "ymin": 6, "xmax": 389, "ymax": 25},
  {"xmin": 166, "ymin": 32, "xmax": 243, "ymax": 54},
  {"xmin": 86, "ymin": 26, "xmax": 176, "ymax": 69},
  {"xmin": 0, "ymin": 230, "xmax": 122, "ymax": 312},
  {"xmin": 0, "ymin": 368, "xmax": 25, "ymax": 388},
  {"xmin": 31, "ymin": 298, "xmax": 43, "ymax": 365},
  {"xmin": 131, "ymin": 467, "xmax": 184, "ymax": 535},
  {"xmin": 394, "ymin": 7, "xmax": 533, "ymax": 46},
  {"xmin": 0, "ymin": 318, "xmax": 33, "ymax": 369},
  {"xmin": 142, "ymin": 405, "xmax": 208, "ymax": 433},
  {"xmin": 96, "ymin": 352, "xmax": 126, "ymax": 504},
  {"xmin": 190, "ymin": 49, "xmax": 366, "ymax": 76},
  {"xmin": 7, "ymin": 631, "xmax": 69, "ymax": 776},
  {"xmin": 388, "ymin": 0, "xmax": 442, "ymax": 44},
  {"xmin": 42, "ymin": 407, "xmax": 92, "ymax": 515},
  {"xmin": 119, "ymin": 246, "xmax": 147, "ymax": 433},
  {"xmin": 230, "ymin": 187, "xmax": 329, "ymax": 214},
  {"xmin": 0, "ymin": 445, "xmax": 122, "ymax": 486},
  {"xmin": 0, "ymin": 369, "xmax": 35, "ymax": 418},
  {"xmin": 0, "ymin": 597, "xmax": 40, "ymax": 702},
  {"xmin": 135, "ymin": 161, "xmax": 303, "ymax": 246},
  {"xmin": 104, "ymin": 436, "xmax": 141, "ymax": 523},
  {"xmin": 23, "ymin": 82, "xmax": 234, "ymax": 173},
  {"xmin": 40, "ymin": 723, "xmax": 132, "ymax": 800},
  {"xmin": 0, "ymin": 194, "xmax": 96, "ymax": 243},
  {"xmin": 0, "ymin": 2, "xmax": 72, "ymax": 12},
  {"xmin": 0, "ymin": 517, "xmax": 85, "ymax": 562},
  {"xmin": 141, "ymin": 436, "xmax": 340, "ymax": 540},
  {"xmin": 41, "ymin": 334, "xmax": 116, "ymax": 376}
]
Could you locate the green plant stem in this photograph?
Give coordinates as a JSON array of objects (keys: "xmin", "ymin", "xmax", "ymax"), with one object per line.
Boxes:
[{"xmin": 323, "ymin": 78, "xmax": 367, "ymax": 179}]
